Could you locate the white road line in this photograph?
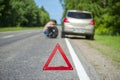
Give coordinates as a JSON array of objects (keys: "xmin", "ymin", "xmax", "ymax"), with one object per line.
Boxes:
[
  {"xmin": 2, "ymin": 35, "xmax": 15, "ymax": 39},
  {"xmin": 65, "ymin": 38, "xmax": 90, "ymax": 80}
]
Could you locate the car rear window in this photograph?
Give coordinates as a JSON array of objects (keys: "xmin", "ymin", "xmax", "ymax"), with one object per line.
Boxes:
[{"xmin": 67, "ymin": 12, "xmax": 92, "ymax": 19}]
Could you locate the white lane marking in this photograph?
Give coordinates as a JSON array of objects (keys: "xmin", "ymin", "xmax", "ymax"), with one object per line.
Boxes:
[
  {"xmin": 65, "ymin": 38, "xmax": 90, "ymax": 80},
  {"xmin": 2, "ymin": 35, "xmax": 15, "ymax": 39}
]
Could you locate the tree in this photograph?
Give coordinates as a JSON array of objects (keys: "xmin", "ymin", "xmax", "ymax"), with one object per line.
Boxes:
[
  {"xmin": 0, "ymin": 0, "xmax": 50, "ymax": 27},
  {"xmin": 0, "ymin": 0, "xmax": 13, "ymax": 27},
  {"xmin": 40, "ymin": 6, "xmax": 50, "ymax": 26}
]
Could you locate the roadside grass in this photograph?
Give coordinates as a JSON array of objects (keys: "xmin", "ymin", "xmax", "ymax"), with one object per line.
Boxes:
[
  {"xmin": 94, "ymin": 35, "xmax": 120, "ymax": 67},
  {"xmin": 95, "ymin": 35, "xmax": 120, "ymax": 52},
  {"xmin": 0, "ymin": 27, "xmax": 43, "ymax": 32}
]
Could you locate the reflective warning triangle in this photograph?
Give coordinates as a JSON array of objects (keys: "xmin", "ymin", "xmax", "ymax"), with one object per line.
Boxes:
[{"xmin": 43, "ymin": 43, "xmax": 73, "ymax": 70}]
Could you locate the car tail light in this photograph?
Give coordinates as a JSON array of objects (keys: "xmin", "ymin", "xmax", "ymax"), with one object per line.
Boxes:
[
  {"xmin": 63, "ymin": 18, "xmax": 69, "ymax": 23},
  {"xmin": 90, "ymin": 20, "xmax": 95, "ymax": 25}
]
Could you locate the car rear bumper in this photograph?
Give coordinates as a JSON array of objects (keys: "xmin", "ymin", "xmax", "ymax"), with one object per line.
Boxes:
[
  {"xmin": 63, "ymin": 27, "xmax": 94, "ymax": 35},
  {"xmin": 63, "ymin": 31, "xmax": 94, "ymax": 36}
]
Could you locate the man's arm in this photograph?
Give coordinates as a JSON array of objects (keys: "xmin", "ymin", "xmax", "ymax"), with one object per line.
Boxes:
[{"xmin": 43, "ymin": 22, "xmax": 56, "ymax": 31}]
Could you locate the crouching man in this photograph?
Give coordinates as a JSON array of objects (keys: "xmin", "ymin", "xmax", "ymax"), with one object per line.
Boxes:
[{"xmin": 43, "ymin": 20, "xmax": 58, "ymax": 38}]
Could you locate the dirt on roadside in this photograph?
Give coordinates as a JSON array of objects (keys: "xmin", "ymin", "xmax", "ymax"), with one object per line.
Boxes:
[{"xmin": 70, "ymin": 38, "xmax": 120, "ymax": 80}]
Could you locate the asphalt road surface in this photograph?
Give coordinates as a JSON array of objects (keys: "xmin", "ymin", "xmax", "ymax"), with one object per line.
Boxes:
[{"xmin": 0, "ymin": 30, "xmax": 101, "ymax": 80}]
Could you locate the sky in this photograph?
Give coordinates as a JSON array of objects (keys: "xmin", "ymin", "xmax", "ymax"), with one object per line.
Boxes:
[{"xmin": 35, "ymin": 0, "xmax": 64, "ymax": 24}]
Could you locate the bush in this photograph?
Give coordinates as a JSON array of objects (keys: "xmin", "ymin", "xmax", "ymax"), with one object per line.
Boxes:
[{"xmin": 95, "ymin": 25, "xmax": 113, "ymax": 35}]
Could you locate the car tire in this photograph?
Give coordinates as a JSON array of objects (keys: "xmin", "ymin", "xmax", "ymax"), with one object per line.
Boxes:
[
  {"xmin": 86, "ymin": 35, "xmax": 94, "ymax": 40},
  {"xmin": 48, "ymin": 27, "xmax": 58, "ymax": 38},
  {"xmin": 61, "ymin": 31, "xmax": 65, "ymax": 38},
  {"xmin": 90, "ymin": 35, "xmax": 94, "ymax": 40}
]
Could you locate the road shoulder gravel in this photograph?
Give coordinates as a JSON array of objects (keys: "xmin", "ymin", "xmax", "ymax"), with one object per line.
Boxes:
[{"xmin": 70, "ymin": 39, "xmax": 120, "ymax": 80}]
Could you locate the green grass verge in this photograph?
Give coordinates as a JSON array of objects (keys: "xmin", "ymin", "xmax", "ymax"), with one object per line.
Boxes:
[
  {"xmin": 94, "ymin": 35, "xmax": 120, "ymax": 66},
  {"xmin": 0, "ymin": 27, "xmax": 43, "ymax": 32},
  {"xmin": 95, "ymin": 35, "xmax": 120, "ymax": 52}
]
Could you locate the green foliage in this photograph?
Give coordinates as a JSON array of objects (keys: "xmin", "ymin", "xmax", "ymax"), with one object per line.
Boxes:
[
  {"xmin": 0, "ymin": 0, "xmax": 50, "ymax": 27},
  {"xmin": 95, "ymin": 25, "xmax": 113, "ymax": 35},
  {"xmin": 39, "ymin": 7, "xmax": 50, "ymax": 26},
  {"xmin": 95, "ymin": 35, "xmax": 120, "ymax": 65},
  {"xmin": 60, "ymin": 0, "xmax": 120, "ymax": 35}
]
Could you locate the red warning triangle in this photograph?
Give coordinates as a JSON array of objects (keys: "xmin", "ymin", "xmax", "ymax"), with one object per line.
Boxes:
[{"xmin": 43, "ymin": 43, "xmax": 73, "ymax": 70}]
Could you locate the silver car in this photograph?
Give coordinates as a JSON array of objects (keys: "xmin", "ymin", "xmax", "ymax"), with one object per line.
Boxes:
[{"xmin": 61, "ymin": 10, "xmax": 95, "ymax": 40}]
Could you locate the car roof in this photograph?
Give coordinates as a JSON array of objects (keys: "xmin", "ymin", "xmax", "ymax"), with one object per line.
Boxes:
[{"xmin": 67, "ymin": 10, "xmax": 92, "ymax": 14}]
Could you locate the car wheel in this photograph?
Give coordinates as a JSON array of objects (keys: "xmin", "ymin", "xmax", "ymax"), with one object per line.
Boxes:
[
  {"xmin": 90, "ymin": 35, "xmax": 94, "ymax": 40},
  {"xmin": 61, "ymin": 31, "xmax": 65, "ymax": 38},
  {"xmin": 86, "ymin": 35, "xmax": 94, "ymax": 40}
]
